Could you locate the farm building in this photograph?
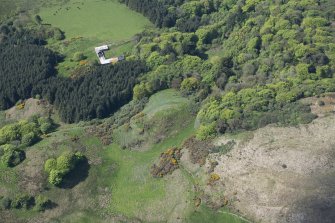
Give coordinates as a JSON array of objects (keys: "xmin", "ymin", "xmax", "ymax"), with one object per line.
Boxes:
[{"xmin": 94, "ymin": 45, "xmax": 125, "ymax": 65}]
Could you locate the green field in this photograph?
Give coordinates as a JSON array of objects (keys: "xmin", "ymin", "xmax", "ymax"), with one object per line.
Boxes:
[
  {"xmin": 38, "ymin": 0, "xmax": 151, "ymax": 40},
  {"xmin": 143, "ymin": 89, "xmax": 190, "ymax": 117},
  {"xmin": 37, "ymin": 0, "xmax": 152, "ymax": 76}
]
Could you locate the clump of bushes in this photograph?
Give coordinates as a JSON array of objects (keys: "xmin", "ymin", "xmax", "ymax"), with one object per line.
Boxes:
[
  {"xmin": 44, "ymin": 151, "xmax": 85, "ymax": 186},
  {"xmin": 0, "ymin": 116, "xmax": 55, "ymax": 167},
  {"xmin": 0, "ymin": 144, "xmax": 25, "ymax": 167},
  {"xmin": 180, "ymin": 77, "xmax": 200, "ymax": 93},
  {"xmin": 0, "ymin": 195, "xmax": 52, "ymax": 212},
  {"xmin": 150, "ymin": 147, "xmax": 181, "ymax": 178},
  {"xmin": 0, "ymin": 116, "xmax": 54, "ymax": 146},
  {"xmin": 182, "ymin": 136, "xmax": 213, "ymax": 165}
]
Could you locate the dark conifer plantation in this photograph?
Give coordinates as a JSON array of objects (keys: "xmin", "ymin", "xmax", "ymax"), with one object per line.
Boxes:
[{"xmin": 0, "ymin": 25, "xmax": 146, "ymax": 123}]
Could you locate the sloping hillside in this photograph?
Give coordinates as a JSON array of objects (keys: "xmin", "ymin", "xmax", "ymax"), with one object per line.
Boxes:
[{"xmin": 205, "ymin": 114, "xmax": 335, "ymax": 223}]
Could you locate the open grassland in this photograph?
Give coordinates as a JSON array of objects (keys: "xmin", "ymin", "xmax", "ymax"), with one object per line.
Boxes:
[
  {"xmin": 36, "ymin": 0, "xmax": 151, "ymax": 76},
  {"xmin": 38, "ymin": 0, "xmax": 151, "ymax": 40},
  {"xmin": 106, "ymin": 123, "xmax": 195, "ymax": 220},
  {"xmin": 0, "ymin": 0, "xmax": 18, "ymax": 22},
  {"xmin": 0, "ymin": 91, "xmax": 247, "ymax": 222},
  {"xmin": 143, "ymin": 89, "xmax": 190, "ymax": 117},
  {"xmin": 0, "ymin": 0, "xmax": 68, "ymax": 22}
]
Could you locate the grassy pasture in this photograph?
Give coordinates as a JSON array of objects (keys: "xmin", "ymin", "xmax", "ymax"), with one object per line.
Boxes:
[
  {"xmin": 143, "ymin": 89, "xmax": 190, "ymax": 117},
  {"xmin": 36, "ymin": 0, "xmax": 151, "ymax": 76},
  {"xmin": 38, "ymin": 0, "xmax": 151, "ymax": 40}
]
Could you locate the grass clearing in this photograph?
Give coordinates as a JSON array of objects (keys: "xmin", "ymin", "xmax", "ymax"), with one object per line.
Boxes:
[
  {"xmin": 36, "ymin": 0, "xmax": 152, "ymax": 76},
  {"xmin": 38, "ymin": 0, "xmax": 151, "ymax": 40},
  {"xmin": 105, "ymin": 121, "xmax": 195, "ymax": 220},
  {"xmin": 143, "ymin": 89, "xmax": 190, "ymax": 117}
]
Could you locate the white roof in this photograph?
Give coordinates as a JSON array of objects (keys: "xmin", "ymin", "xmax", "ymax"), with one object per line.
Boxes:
[{"xmin": 95, "ymin": 45, "xmax": 120, "ymax": 64}]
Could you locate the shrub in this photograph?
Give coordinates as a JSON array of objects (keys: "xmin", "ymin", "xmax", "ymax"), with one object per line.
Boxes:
[
  {"xmin": 73, "ymin": 52, "xmax": 86, "ymax": 62},
  {"xmin": 210, "ymin": 173, "xmax": 220, "ymax": 181},
  {"xmin": 1, "ymin": 148, "xmax": 25, "ymax": 167},
  {"xmin": 133, "ymin": 82, "xmax": 152, "ymax": 100},
  {"xmin": 12, "ymin": 195, "xmax": 34, "ymax": 209},
  {"xmin": 196, "ymin": 123, "xmax": 217, "ymax": 140},
  {"xmin": 21, "ymin": 132, "xmax": 38, "ymax": 146},
  {"xmin": 44, "ymin": 158, "xmax": 57, "ymax": 173},
  {"xmin": 48, "ymin": 169, "xmax": 63, "ymax": 186},
  {"xmin": 150, "ymin": 148, "xmax": 181, "ymax": 178},
  {"xmin": 34, "ymin": 195, "xmax": 52, "ymax": 212},
  {"xmin": 1, "ymin": 197, "xmax": 12, "ymax": 210},
  {"xmin": 180, "ymin": 77, "xmax": 199, "ymax": 92},
  {"xmin": 44, "ymin": 152, "xmax": 86, "ymax": 186},
  {"xmin": 40, "ymin": 122, "xmax": 53, "ymax": 134}
]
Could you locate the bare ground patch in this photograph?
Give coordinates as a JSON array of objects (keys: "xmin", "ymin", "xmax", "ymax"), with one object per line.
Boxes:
[
  {"xmin": 206, "ymin": 115, "xmax": 335, "ymax": 223},
  {"xmin": 5, "ymin": 98, "xmax": 53, "ymax": 121}
]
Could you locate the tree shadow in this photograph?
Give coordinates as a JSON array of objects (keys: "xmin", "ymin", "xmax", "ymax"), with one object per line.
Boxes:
[
  {"xmin": 44, "ymin": 201, "xmax": 58, "ymax": 211},
  {"xmin": 60, "ymin": 157, "xmax": 90, "ymax": 189}
]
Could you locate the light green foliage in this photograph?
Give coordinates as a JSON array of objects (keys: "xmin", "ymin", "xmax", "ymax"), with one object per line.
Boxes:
[
  {"xmin": 295, "ymin": 63, "xmax": 310, "ymax": 79},
  {"xmin": 0, "ymin": 124, "xmax": 19, "ymax": 145},
  {"xmin": 1, "ymin": 148, "xmax": 25, "ymax": 167},
  {"xmin": 21, "ymin": 132, "xmax": 38, "ymax": 146},
  {"xmin": 140, "ymin": 43, "xmax": 158, "ymax": 58},
  {"xmin": 177, "ymin": 56, "xmax": 203, "ymax": 74},
  {"xmin": 196, "ymin": 123, "xmax": 217, "ymax": 140},
  {"xmin": 181, "ymin": 1, "xmax": 205, "ymax": 17},
  {"xmin": 0, "ymin": 117, "xmax": 54, "ymax": 147},
  {"xmin": 40, "ymin": 122, "xmax": 53, "ymax": 134},
  {"xmin": 56, "ymin": 151, "xmax": 75, "ymax": 172},
  {"xmin": 38, "ymin": 117, "xmax": 53, "ymax": 134},
  {"xmin": 302, "ymin": 17, "xmax": 329, "ymax": 28},
  {"xmin": 195, "ymin": 25, "xmax": 218, "ymax": 48},
  {"xmin": 181, "ymin": 77, "xmax": 199, "ymax": 92},
  {"xmin": 242, "ymin": 0, "xmax": 262, "ymax": 12},
  {"xmin": 48, "ymin": 170, "xmax": 63, "ymax": 186},
  {"xmin": 44, "ymin": 151, "xmax": 85, "ymax": 186},
  {"xmin": 146, "ymin": 52, "xmax": 170, "ymax": 69},
  {"xmin": 44, "ymin": 158, "xmax": 57, "ymax": 173},
  {"xmin": 133, "ymin": 82, "xmax": 152, "ymax": 100},
  {"xmin": 247, "ymin": 37, "xmax": 261, "ymax": 52}
]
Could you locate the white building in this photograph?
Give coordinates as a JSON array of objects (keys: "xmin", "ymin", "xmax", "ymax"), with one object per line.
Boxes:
[{"xmin": 94, "ymin": 45, "xmax": 124, "ymax": 65}]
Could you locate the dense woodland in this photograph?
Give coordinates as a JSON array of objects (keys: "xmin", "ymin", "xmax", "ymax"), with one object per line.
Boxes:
[
  {"xmin": 33, "ymin": 61, "xmax": 146, "ymax": 123},
  {"xmin": 123, "ymin": 0, "xmax": 335, "ymax": 139},
  {"xmin": 0, "ymin": 25, "xmax": 57, "ymax": 109}
]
